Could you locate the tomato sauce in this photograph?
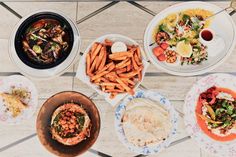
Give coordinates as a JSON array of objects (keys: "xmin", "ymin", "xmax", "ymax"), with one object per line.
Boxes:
[{"xmin": 195, "ymin": 87, "xmax": 236, "ymax": 142}]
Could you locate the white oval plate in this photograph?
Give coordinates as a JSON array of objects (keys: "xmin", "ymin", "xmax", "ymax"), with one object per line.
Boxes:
[
  {"xmin": 144, "ymin": 1, "xmax": 236, "ymax": 76},
  {"xmin": 184, "ymin": 73, "xmax": 236, "ymax": 157},
  {"xmin": 0, "ymin": 75, "xmax": 38, "ymax": 125},
  {"xmin": 115, "ymin": 90, "xmax": 178, "ymax": 155},
  {"xmin": 76, "ymin": 34, "xmax": 149, "ymax": 106},
  {"xmin": 9, "ymin": 10, "xmax": 81, "ymax": 79}
]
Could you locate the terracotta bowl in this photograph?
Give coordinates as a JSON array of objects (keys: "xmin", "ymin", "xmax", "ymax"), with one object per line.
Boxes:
[{"xmin": 36, "ymin": 91, "xmax": 100, "ymax": 157}]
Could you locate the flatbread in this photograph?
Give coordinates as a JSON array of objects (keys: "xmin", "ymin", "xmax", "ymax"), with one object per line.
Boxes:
[
  {"xmin": 122, "ymin": 98, "xmax": 172, "ymax": 147},
  {"xmin": 0, "ymin": 93, "xmax": 27, "ymax": 117}
]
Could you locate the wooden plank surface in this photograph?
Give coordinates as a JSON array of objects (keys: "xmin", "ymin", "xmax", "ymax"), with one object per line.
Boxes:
[{"xmin": 0, "ymin": 1, "xmax": 235, "ymax": 157}]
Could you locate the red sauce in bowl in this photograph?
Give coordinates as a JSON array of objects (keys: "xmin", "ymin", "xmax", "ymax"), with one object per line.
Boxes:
[{"xmin": 201, "ymin": 30, "xmax": 213, "ymax": 41}]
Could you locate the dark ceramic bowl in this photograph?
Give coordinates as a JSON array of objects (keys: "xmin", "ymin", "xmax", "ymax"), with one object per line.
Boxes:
[
  {"xmin": 14, "ymin": 12, "xmax": 74, "ymax": 69},
  {"xmin": 36, "ymin": 91, "xmax": 100, "ymax": 157}
]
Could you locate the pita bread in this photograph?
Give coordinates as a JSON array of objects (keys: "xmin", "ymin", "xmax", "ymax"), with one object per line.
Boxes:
[{"xmin": 122, "ymin": 98, "xmax": 172, "ymax": 147}]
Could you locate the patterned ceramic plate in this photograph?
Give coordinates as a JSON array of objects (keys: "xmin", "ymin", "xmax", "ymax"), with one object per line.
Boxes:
[
  {"xmin": 184, "ymin": 73, "xmax": 236, "ymax": 157},
  {"xmin": 115, "ymin": 90, "xmax": 178, "ymax": 155},
  {"xmin": 0, "ymin": 75, "xmax": 38, "ymax": 125}
]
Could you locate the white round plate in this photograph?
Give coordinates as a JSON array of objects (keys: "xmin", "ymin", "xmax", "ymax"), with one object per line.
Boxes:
[
  {"xmin": 76, "ymin": 34, "xmax": 149, "ymax": 106},
  {"xmin": 184, "ymin": 73, "xmax": 236, "ymax": 157},
  {"xmin": 0, "ymin": 75, "xmax": 38, "ymax": 125},
  {"xmin": 115, "ymin": 90, "xmax": 178, "ymax": 155},
  {"xmin": 9, "ymin": 10, "xmax": 81, "ymax": 79},
  {"xmin": 144, "ymin": 1, "xmax": 236, "ymax": 76}
]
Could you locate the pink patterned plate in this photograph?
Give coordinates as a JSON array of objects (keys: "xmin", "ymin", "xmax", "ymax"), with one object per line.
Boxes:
[
  {"xmin": 184, "ymin": 73, "xmax": 236, "ymax": 157},
  {"xmin": 0, "ymin": 75, "xmax": 38, "ymax": 125}
]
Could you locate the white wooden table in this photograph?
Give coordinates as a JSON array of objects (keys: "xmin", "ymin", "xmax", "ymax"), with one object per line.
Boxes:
[{"xmin": 0, "ymin": 1, "xmax": 235, "ymax": 157}]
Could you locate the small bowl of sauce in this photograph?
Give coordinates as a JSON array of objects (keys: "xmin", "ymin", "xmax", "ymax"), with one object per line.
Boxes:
[{"xmin": 199, "ymin": 28, "xmax": 215, "ymax": 44}]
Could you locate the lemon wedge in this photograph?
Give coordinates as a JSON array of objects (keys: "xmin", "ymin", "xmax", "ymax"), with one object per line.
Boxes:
[{"xmin": 176, "ymin": 41, "xmax": 193, "ymax": 57}]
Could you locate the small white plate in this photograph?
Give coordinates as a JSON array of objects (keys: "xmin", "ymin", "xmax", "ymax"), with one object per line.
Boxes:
[
  {"xmin": 0, "ymin": 75, "xmax": 38, "ymax": 125},
  {"xmin": 144, "ymin": 1, "xmax": 236, "ymax": 76},
  {"xmin": 76, "ymin": 34, "xmax": 149, "ymax": 106},
  {"xmin": 184, "ymin": 73, "xmax": 236, "ymax": 157},
  {"xmin": 115, "ymin": 90, "xmax": 178, "ymax": 155}
]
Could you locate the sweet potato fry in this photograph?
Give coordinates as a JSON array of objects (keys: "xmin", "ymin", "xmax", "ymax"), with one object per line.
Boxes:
[
  {"xmin": 116, "ymin": 78, "xmax": 131, "ymax": 92},
  {"xmin": 91, "ymin": 44, "xmax": 102, "ymax": 62},
  {"xmin": 105, "ymin": 89, "xmax": 124, "ymax": 93},
  {"xmin": 90, "ymin": 56, "xmax": 98, "ymax": 74},
  {"xmin": 110, "ymin": 92, "xmax": 118, "ymax": 99},
  {"xmin": 96, "ymin": 46, "xmax": 105, "ymax": 70},
  {"xmin": 108, "ymin": 63, "xmax": 115, "ymax": 72},
  {"xmin": 126, "ymin": 64, "xmax": 131, "ymax": 72},
  {"xmin": 116, "ymin": 59, "xmax": 130, "ymax": 69},
  {"xmin": 136, "ymin": 46, "xmax": 141, "ymax": 60},
  {"xmin": 122, "ymin": 78, "xmax": 135, "ymax": 86},
  {"xmin": 91, "ymin": 43, "xmax": 98, "ymax": 54},
  {"xmin": 119, "ymin": 71, "xmax": 139, "ymax": 78},
  {"xmin": 116, "ymin": 68, "xmax": 127, "ymax": 74},
  {"xmin": 86, "ymin": 53, "xmax": 91, "ymax": 75},
  {"xmin": 98, "ymin": 48, "xmax": 107, "ymax": 70},
  {"xmin": 138, "ymin": 71, "xmax": 142, "ymax": 81},
  {"xmin": 104, "ymin": 39, "xmax": 113, "ymax": 46},
  {"xmin": 91, "ymin": 70, "xmax": 109, "ymax": 81},
  {"xmin": 109, "ymin": 52, "xmax": 133, "ymax": 59},
  {"xmin": 134, "ymin": 52, "xmax": 142, "ymax": 66},
  {"xmin": 101, "ymin": 85, "xmax": 106, "ymax": 91},
  {"xmin": 96, "ymin": 62, "xmax": 114, "ymax": 74},
  {"xmin": 116, "ymin": 84, "xmax": 124, "ymax": 91},
  {"xmin": 131, "ymin": 56, "xmax": 139, "ymax": 70},
  {"xmin": 100, "ymin": 82, "xmax": 119, "ymax": 86},
  {"xmin": 128, "ymin": 89, "xmax": 135, "ymax": 95},
  {"xmin": 106, "ymin": 85, "xmax": 115, "ymax": 90},
  {"xmin": 100, "ymin": 77, "xmax": 109, "ymax": 82},
  {"xmin": 110, "ymin": 56, "xmax": 127, "ymax": 61}
]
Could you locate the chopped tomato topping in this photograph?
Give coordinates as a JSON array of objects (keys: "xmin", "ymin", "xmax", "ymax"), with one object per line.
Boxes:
[
  {"xmin": 153, "ymin": 46, "xmax": 164, "ymax": 57},
  {"xmin": 160, "ymin": 43, "xmax": 169, "ymax": 50},
  {"xmin": 157, "ymin": 54, "xmax": 166, "ymax": 61}
]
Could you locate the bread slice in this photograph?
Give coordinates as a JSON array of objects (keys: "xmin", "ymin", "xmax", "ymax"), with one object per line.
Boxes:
[{"xmin": 0, "ymin": 93, "xmax": 28, "ymax": 117}]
